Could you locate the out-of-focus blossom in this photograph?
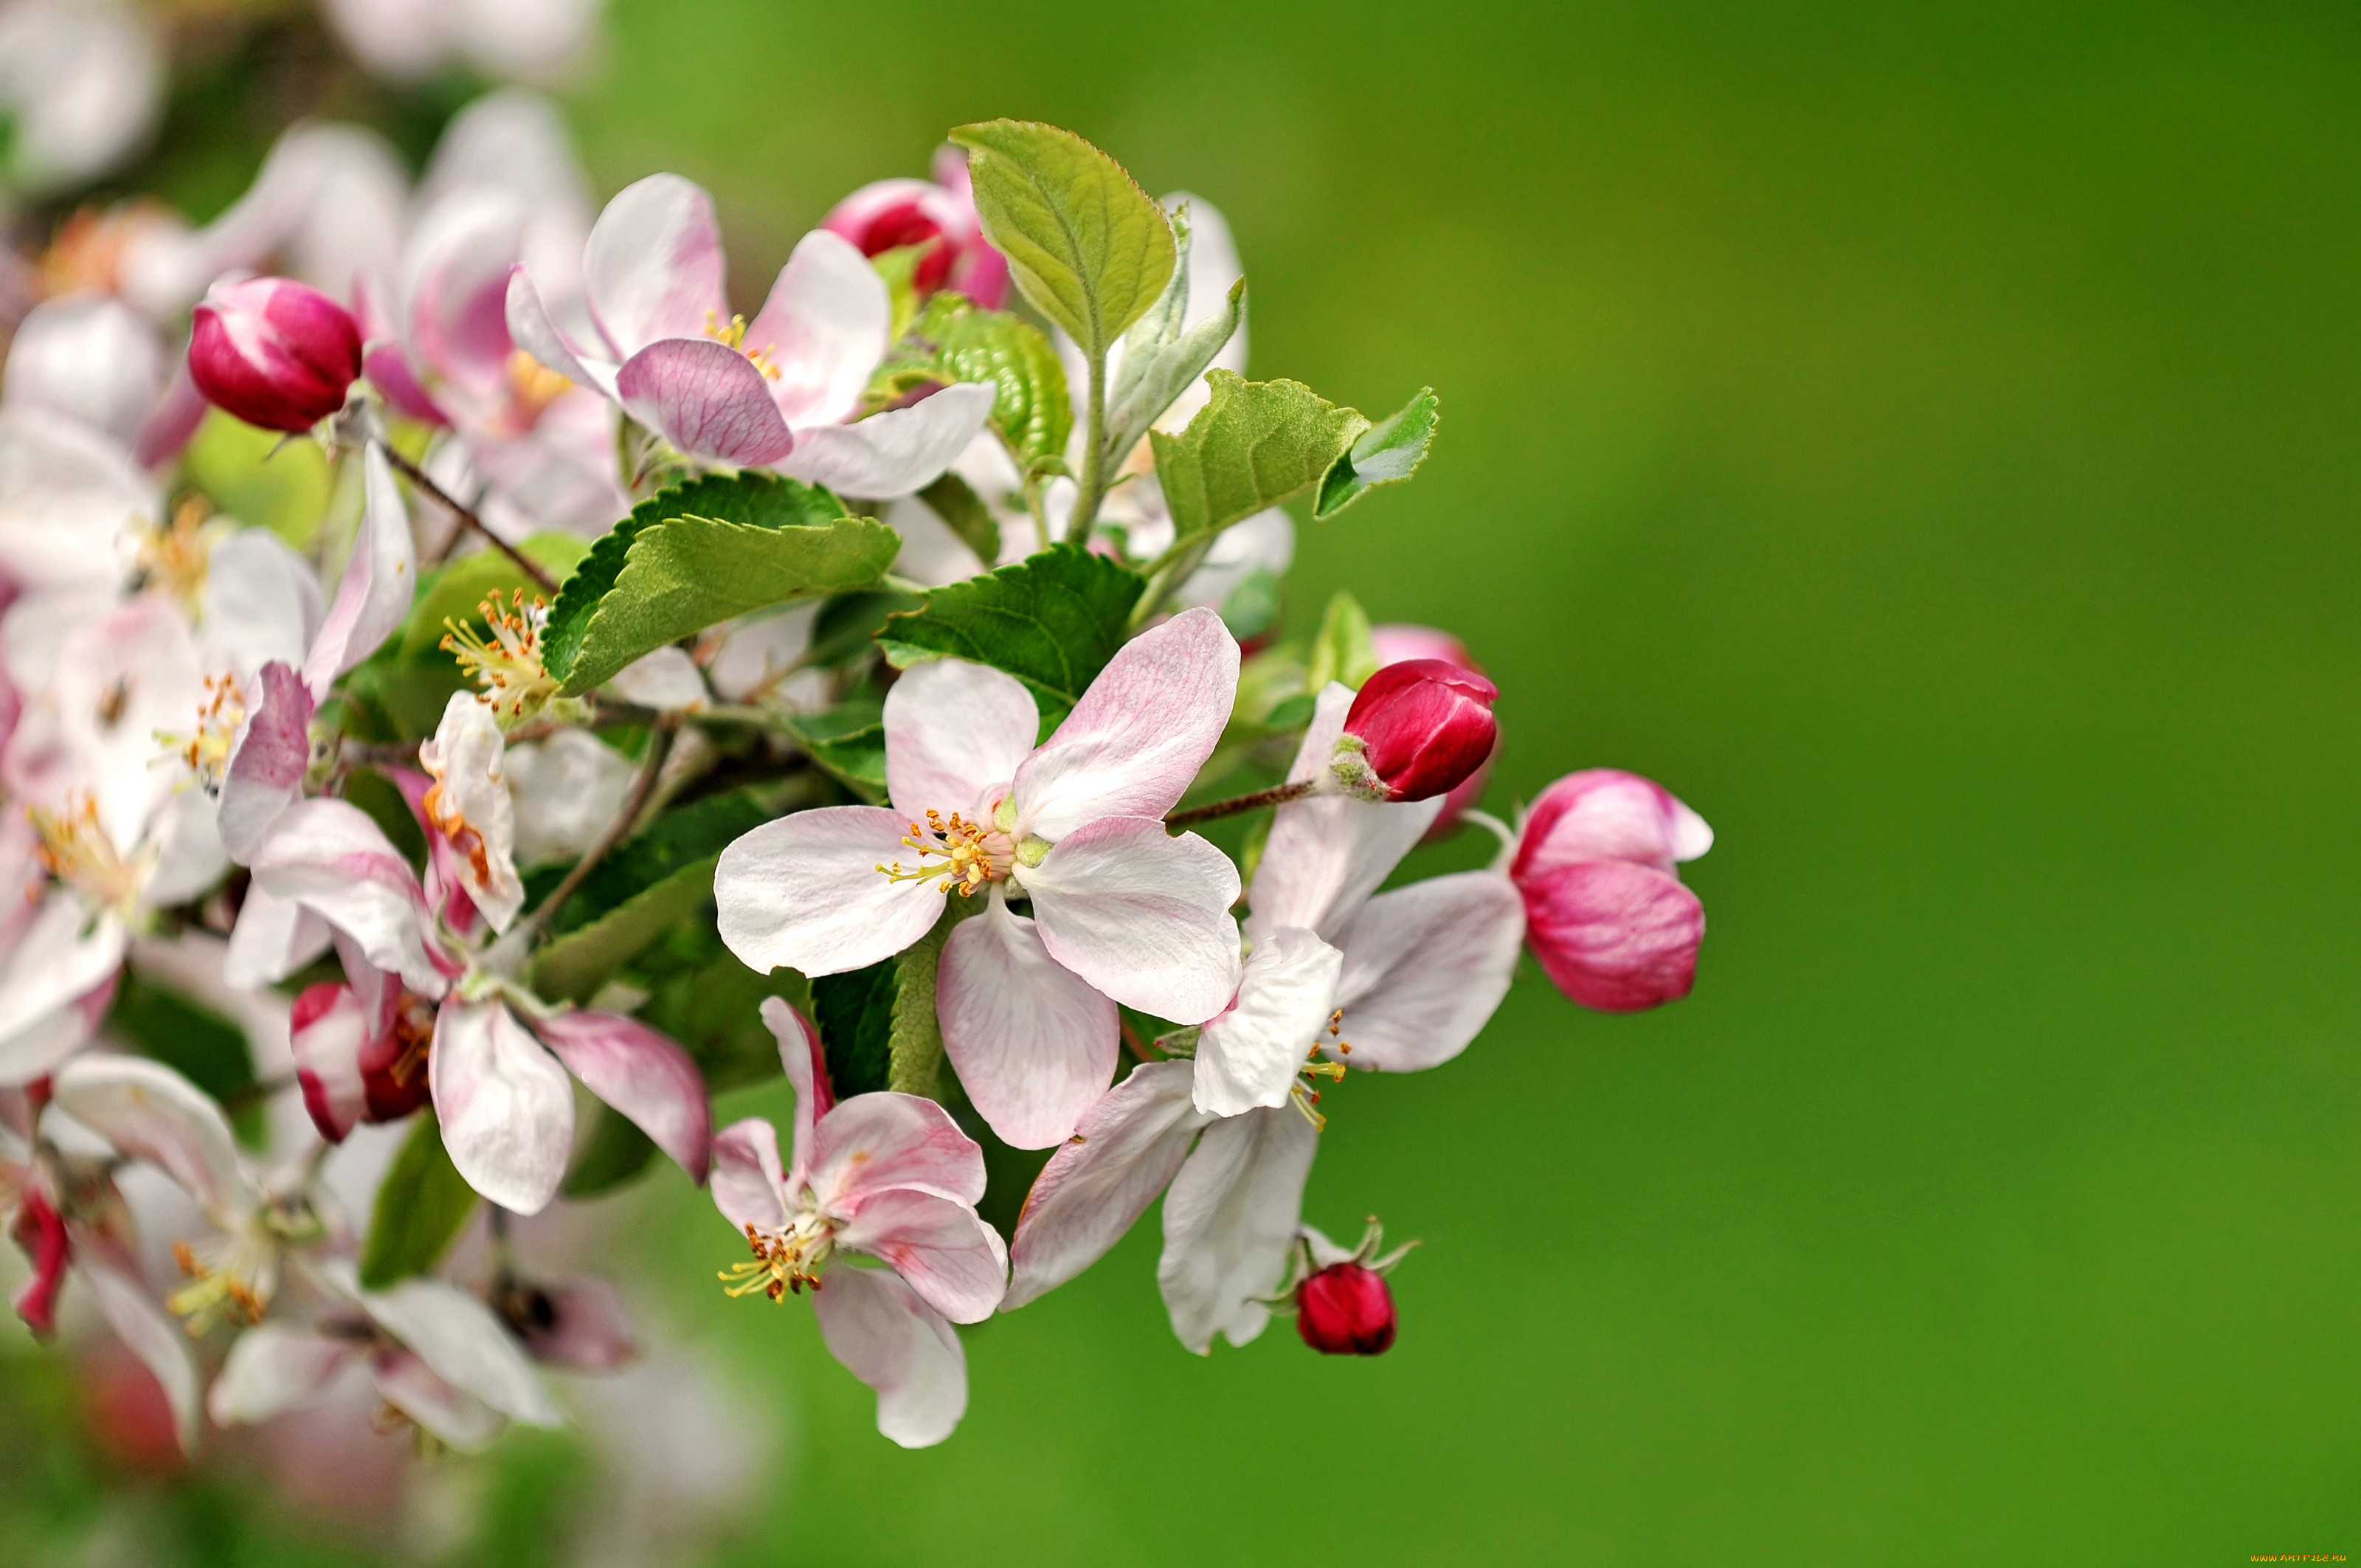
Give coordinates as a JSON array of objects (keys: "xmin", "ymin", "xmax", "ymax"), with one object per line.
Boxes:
[
  {"xmin": 821, "ymin": 145, "xmax": 1008, "ymax": 307},
  {"xmin": 0, "ymin": 0, "xmax": 161, "ymax": 194},
  {"xmin": 1, "ymin": 293, "xmax": 162, "ymax": 447},
  {"xmin": 188, "ymin": 277, "xmax": 364, "ymax": 433},
  {"xmin": 1332, "ymin": 657, "xmax": 1498, "ymax": 804},
  {"xmin": 506, "ymin": 173, "xmax": 993, "ymax": 491},
  {"xmin": 717, "ymin": 608, "xmax": 1245, "ymax": 1147},
  {"xmin": 321, "ymin": 0, "xmax": 604, "ymax": 88},
  {"xmin": 710, "ymin": 1000, "xmax": 1005, "ymax": 1448},
  {"xmin": 1507, "ymin": 768, "xmax": 1712, "ymax": 1012}
]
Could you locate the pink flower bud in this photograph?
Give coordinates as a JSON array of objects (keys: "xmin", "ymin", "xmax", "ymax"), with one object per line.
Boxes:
[
  {"xmin": 1371, "ymin": 624, "xmax": 1496, "ymax": 835},
  {"xmin": 9, "ymin": 1187, "xmax": 69, "ymax": 1337},
  {"xmin": 187, "ymin": 276, "xmax": 362, "ymax": 432},
  {"xmin": 1332, "ymin": 658, "xmax": 1498, "ymax": 803},
  {"xmin": 291, "ymin": 981, "xmax": 433, "ymax": 1142},
  {"xmin": 1510, "ymin": 770, "xmax": 1712, "ymax": 1012},
  {"xmin": 1296, "ymin": 1262, "xmax": 1397, "ymax": 1355}
]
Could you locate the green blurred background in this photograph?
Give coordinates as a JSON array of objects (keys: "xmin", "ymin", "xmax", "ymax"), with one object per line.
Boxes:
[{"xmin": 32, "ymin": 0, "xmax": 2361, "ymax": 1561}]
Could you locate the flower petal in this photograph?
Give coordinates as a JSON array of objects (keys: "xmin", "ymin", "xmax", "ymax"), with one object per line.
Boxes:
[
  {"xmin": 289, "ymin": 981, "xmax": 370, "ymax": 1142},
  {"xmin": 0, "ymin": 406, "xmax": 151, "ymax": 593},
  {"xmin": 1003, "ymin": 1059, "xmax": 1204, "ymax": 1311},
  {"xmin": 77, "ymin": 1241, "xmax": 201, "ymax": 1455},
  {"xmin": 1158, "ymin": 1105, "xmax": 1318, "ymax": 1354},
  {"xmin": 605, "ymin": 646, "xmax": 709, "ymax": 712},
  {"xmin": 882, "ymin": 658, "xmax": 1038, "ymax": 821},
  {"xmin": 710, "ymin": 1116, "xmax": 789, "ymax": 1236},
  {"xmin": 582, "ymin": 173, "xmax": 727, "ymax": 358},
  {"xmin": 348, "ymin": 1269, "xmax": 561, "ymax": 1428},
  {"xmin": 249, "ymin": 798, "xmax": 446, "ymax": 996},
  {"xmin": 221, "ymin": 883, "xmax": 330, "ymax": 990},
  {"xmin": 615, "ymin": 338, "xmax": 796, "ymax": 468},
  {"xmin": 218, "ymin": 661, "xmax": 312, "ymax": 863},
  {"xmin": 757, "ymin": 998, "xmax": 831, "ymax": 1179},
  {"xmin": 201, "ymin": 530, "xmax": 322, "ymax": 680},
  {"xmin": 1192, "ymin": 926, "xmax": 1341, "ymax": 1118},
  {"xmin": 51, "ymin": 1053, "xmax": 257, "ymax": 1220},
  {"xmin": 1513, "ymin": 768, "xmax": 1712, "ymax": 878},
  {"xmin": 936, "ymin": 891, "xmax": 1118, "ymax": 1148},
  {"xmin": 368, "ymin": 1349, "xmax": 505, "ymax": 1451},
  {"xmin": 809, "ymin": 1263, "xmax": 968, "ymax": 1449},
  {"xmin": 504, "ymin": 729, "xmax": 637, "ymax": 866},
  {"xmin": 806, "ymin": 1091, "xmax": 989, "ymax": 1214},
  {"xmin": 418, "ymin": 692, "xmax": 523, "ymax": 934},
  {"xmin": 1328, "ymin": 871, "xmax": 1525, "ymax": 1072},
  {"xmin": 1521, "ymin": 857, "xmax": 1705, "ymax": 1012},
  {"xmin": 744, "ymin": 228, "xmax": 891, "ymax": 428},
  {"xmin": 714, "ymin": 806, "xmax": 946, "ymax": 978},
  {"xmin": 208, "ymin": 1325, "xmax": 359, "ymax": 1426},
  {"xmin": 303, "ymin": 443, "xmax": 417, "ymax": 700},
  {"xmin": 1024, "ymin": 818, "xmax": 1242, "ymax": 1023},
  {"xmin": 533, "ymin": 1010, "xmax": 711, "ymax": 1184},
  {"xmin": 1011, "ymin": 606, "xmax": 1240, "ymax": 840},
  {"xmin": 429, "ymin": 998, "xmax": 574, "ymax": 1216},
  {"xmin": 0, "ymin": 894, "xmax": 124, "ymax": 1084},
  {"xmin": 505, "ymin": 264, "xmax": 615, "ymax": 396},
  {"xmin": 835, "ymin": 1187, "xmax": 1008, "ymax": 1324},
  {"xmin": 511, "ymin": 1275, "xmax": 638, "ymax": 1371},
  {"xmin": 773, "ymin": 381, "xmax": 993, "ymax": 500}
]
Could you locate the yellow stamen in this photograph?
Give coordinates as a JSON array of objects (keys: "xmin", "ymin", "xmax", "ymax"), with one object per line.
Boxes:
[
  {"xmin": 504, "ymin": 348, "xmax": 574, "ymax": 426},
  {"xmin": 718, "ymin": 1218, "xmax": 834, "ymax": 1302},
  {"xmin": 137, "ymin": 497, "xmax": 216, "ymax": 611},
  {"xmin": 874, "ymin": 809, "xmax": 1010, "ymax": 896},
  {"xmin": 27, "ymin": 795, "xmax": 143, "ymax": 912},
  {"xmin": 703, "ymin": 309, "xmax": 784, "ymax": 381},
  {"xmin": 442, "ymin": 590, "xmax": 557, "ymax": 723},
  {"xmin": 156, "ymin": 674, "xmax": 247, "ymax": 790}
]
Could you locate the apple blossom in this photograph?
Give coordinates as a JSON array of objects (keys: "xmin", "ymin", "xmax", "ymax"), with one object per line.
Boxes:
[
  {"xmin": 1507, "ymin": 768, "xmax": 1712, "ymax": 1011},
  {"xmin": 821, "ymin": 145, "xmax": 1010, "ymax": 307},
  {"xmin": 1369, "ymin": 623, "xmax": 1496, "ymax": 833}
]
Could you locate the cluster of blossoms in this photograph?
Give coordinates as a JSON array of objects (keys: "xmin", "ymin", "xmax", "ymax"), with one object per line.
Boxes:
[{"xmin": 0, "ymin": 94, "xmax": 1712, "ymax": 1467}]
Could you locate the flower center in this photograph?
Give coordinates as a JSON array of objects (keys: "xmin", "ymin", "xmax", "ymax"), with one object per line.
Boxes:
[
  {"xmin": 27, "ymin": 795, "xmax": 143, "ymax": 913},
  {"xmin": 1291, "ymin": 1008, "xmax": 1352, "ymax": 1130},
  {"xmin": 136, "ymin": 498, "xmax": 217, "ymax": 612},
  {"xmin": 167, "ymin": 1234, "xmax": 272, "ymax": 1336},
  {"xmin": 702, "ymin": 311, "xmax": 783, "ymax": 381},
  {"xmin": 719, "ymin": 1206, "xmax": 836, "ymax": 1301},
  {"xmin": 442, "ymin": 591, "xmax": 558, "ymax": 723},
  {"xmin": 876, "ymin": 809, "xmax": 1014, "ymax": 896},
  {"xmin": 159, "ymin": 673, "xmax": 246, "ymax": 791},
  {"xmin": 502, "ymin": 348, "xmax": 573, "ymax": 428}
]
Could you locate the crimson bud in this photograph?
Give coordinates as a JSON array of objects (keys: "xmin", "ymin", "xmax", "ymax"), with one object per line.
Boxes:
[
  {"xmin": 1296, "ymin": 1260, "xmax": 1398, "ymax": 1355},
  {"xmin": 187, "ymin": 276, "xmax": 362, "ymax": 432},
  {"xmin": 1332, "ymin": 658, "xmax": 1498, "ymax": 803}
]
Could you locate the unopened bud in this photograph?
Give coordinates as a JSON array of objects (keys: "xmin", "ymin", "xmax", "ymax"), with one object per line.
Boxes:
[
  {"xmin": 1331, "ymin": 658, "xmax": 1498, "ymax": 803},
  {"xmin": 187, "ymin": 276, "xmax": 362, "ymax": 432},
  {"xmin": 1509, "ymin": 770, "xmax": 1712, "ymax": 1012},
  {"xmin": 1295, "ymin": 1261, "xmax": 1397, "ymax": 1355}
]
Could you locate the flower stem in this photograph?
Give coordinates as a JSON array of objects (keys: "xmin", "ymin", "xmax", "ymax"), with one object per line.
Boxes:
[
  {"xmin": 1068, "ymin": 350, "xmax": 1109, "ymax": 543},
  {"xmin": 1164, "ymin": 778, "xmax": 1316, "ymax": 830},
  {"xmin": 375, "ymin": 441, "xmax": 559, "ymax": 595}
]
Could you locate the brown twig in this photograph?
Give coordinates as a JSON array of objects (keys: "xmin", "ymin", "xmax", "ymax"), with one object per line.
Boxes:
[
  {"xmin": 1164, "ymin": 778, "xmax": 1316, "ymax": 830},
  {"xmin": 375, "ymin": 441, "xmax": 559, "ymax": 595},
  {"xmin": 1120, "ymin": 1018, "xmax": 1159, "ymax": 1066},
  {"xmin": 509, "ymin": 719, "xmax": 677, "ymax": 947}
]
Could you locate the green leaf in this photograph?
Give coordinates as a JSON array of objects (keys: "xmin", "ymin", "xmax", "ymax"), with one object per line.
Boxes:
[
  {"xmin": 1105, "ymin": 206, "xmax": 1245, "ymax": 463},
  {"xmin": 1315, "ymin": 387, "xmax": 1441, "ymax": 520},
  {"xmin": 1304, "ymin": 589, "xmax": 1379, "ymax": 692},
  {"xmin": 398, "ymin": 533, "xmax": 590, "ymax": 659},
  {"xmin": 890, "ymin": 898, "xmax": 981, "ymax": 1098},
  {"xmin": 811, "ymin": 961, "xmax": 897, "ymax": 1099},
  {"xmin": 631, "ymin": 919, "xmax": 805, "ymax": 1098},
  {"xmin": 949, "ymin": 120, "xmax": 1175, "ymax": 361},
  {"xmin": 881, "ymin": 297, "xmax": 1073, "ymax": 479},
  {"xmin": 563, "ymin": 1109, "xmax": 658, "ymax": 1198},
  {"xmin": 1218, "ymin": 566, "xmax": 1282, "ymax": 640},
  {"xmin": 182, "ymin": 410, "xmax": 333, "ymax": 548},
  {"xmin": 917, "ymin": 472, "xmax": 1001, "ymax": 567},
  {"xmin": 359, "ymin": 1114, "xmax": 480, "ymax": 1289},
  {"xmin": 1150, "ymin": 372, "xmax": 1371, "ymax": 545},
  {"xmin": 876, "ymin": 544, "xmax": 1146, "ymax": 732},
  {"xmin": 542, "ymin": 472, "xmax": 891, "ymax": 696},
  {"xmin": 807, "ymin": 589, "xmax": 923, "ymax": 669},
  {"xmin": 106, "ymin": 968, "xmax": 263, "ymax": 1149},
  {"xmin": 525, "ymin": 785, "xmax": 772, "ymax": 935},
  {"xmin": 530, "ymin": 853, "xmax": 720, "ymax": 1005},
  {"xmin": 784, "ymin": 698, "xmax": 888, "ymax": 801}
]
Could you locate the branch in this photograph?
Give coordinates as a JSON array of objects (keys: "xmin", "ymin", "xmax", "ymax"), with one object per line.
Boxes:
[
  {"xmin": 1164, "ymin": 778, "xmax": 1316, "ymax": 830},
  {"xmin": 375, "ymin": 442, "xmax": 559, "ymax": 595}
]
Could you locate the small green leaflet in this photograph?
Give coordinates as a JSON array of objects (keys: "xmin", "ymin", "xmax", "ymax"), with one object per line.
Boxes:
[
  {"xmin": 949, "ymin": 120, "xmax": 1175, "ymax": 362},
  {"xmin": 530, "ymin": 852, "xmax": 721, "ymax": 1005},
  {"xmin": 877, "ymin": 544, "xmax": 1146, "ymax": 733},
  {"xmin": 1314, "ymin": 387, "xmax": 1441, "ymax": 520},
  {"xmin": 1304, "ymin": 589, "xmax": 1380, "ymax": 692},
  {"xmin": 878, "ymin": 296, "xmax": 1071, "ymax": 480},
  {"xmin": 918, "ymin": 472, "xmax": 1001, "ymax": 567},
  {"xmin": 785, "ymin": 698, "xmax": 888, "ymax": 801},
  {"xmin": 541, "ymin": 473, "xmax": 894, "ymax": 697},
  {"xmin": 1151, "ymin": 372, "xmax": 1370, "ymax": 544},
  {"xmin": 359, "ymin": 1113, "xmax": 480, "ymax": 1289},
  {"xmin": 1105, "ymin": 207, "xmax": 1245, "ymax": 465}
]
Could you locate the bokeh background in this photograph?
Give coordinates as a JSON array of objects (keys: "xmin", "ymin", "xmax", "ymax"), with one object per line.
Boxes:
[{"xmin": 10, "ymin": 0, "xmax": 2360, "ymax": 1562}]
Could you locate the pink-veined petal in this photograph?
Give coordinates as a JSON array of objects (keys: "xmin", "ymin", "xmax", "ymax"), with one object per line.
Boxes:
[
  {"xmin": 218, "ymin": 661, "xmax": 311, "ymax": 863},
  {"xmin": 1158, "ymin": 1104, "xmax": 1318, "ymax": 1354},
  {"xmin": 1521, "ymin": 858, "xmax": 1705, "ymax": 1013},
  {"xmin": 1003, "ymin": 1059, "xmax": 1203, "ymax": 1311},
  {"xmin": 429, "ymin": 999, "xmax": 573, "ymax": 1215},
  {"xmin": 1329, "ymin": 871, "xmax": 1525, "ymax": 1072},
  {"xmin": 1192, "ymin": 926, "xmax": 1340, "ymax": 1118},
  {"xmin": 51, "ymin": 1054, "xmax": 257, "ymax": 1220},
  {"xmin": 402, "ymin": 187, "xmax": 523, "ymax": 394},
  {"xmin": 1024, "ymin": 818, "xmax": 1242, "ymax": 1023},
  {"xmin": 937, "ymin": 890, "xmax": 1117, "ymax": 1148},
  {"xmin": 504, "ymin": 265, "xmax": 615, "ymax": 396},
  {"xmin": 834, "ymin": 1187, "xmax": 1006, "ymax": 1324},
  {"xmin": 882, "ymin": 658, "xmax": 1037, "ymax": 821},
  {"xmin": 533, "ymin": 1009, "xmax": 711, "ymax": 1184},
  {"xmin": 714, "ymin": 806, "xmax": 945, "ymax": 978},
  {"xmin": 1011, "ymin": 607, "xmax": 1240, "ymax": 840},
  {"xmin": 249, "ymin": 798, "xmax": 446, "ymax": 997},
  {"xmin": 773, "ymin": 381, "xmax": 992, "ymax": 500},
  {"xmin": 417, "ymin": 692, "xmax": 523, "ymax": 934},
  {"xmin": 806, "ymin": 1092, "xmax": 988, "ymax": 1215},
  {"xmin": 756, "ymin": 997, "xmax": 831, "ymax": 1180},
  {"xmin": 303, "ymin": 443, "xmax": 416, "ymax": 699},
  {"xmin": 207, "ymin": 1325, "xmax": 359, "ymax": 1427},
  {"xmin": 1513, "ymin": 768, "xmax": 1712, "ymax": 879},
  {"xmin": 583, "ymin": 174, "xmax": 728, "ymax": 358},
  {"xmin": 809, "ymin": 1263, "xmax": 967, "ymax": 1449},
  {"xmin": 368, "ymin": 1349, "xmax": 505, "ymax": 1451},
  {"xmin": 710, "ymin": 1116, "xmax": 789, "ymax": 1236},
  {"xmin": 221, "ymin": 883, "xmax": 330, "ymax": 990},
  {"xmin": 0, "ymin": 894, "xmax": 124, "ymax": 1085},
  {"xmin": 744, "ymin": 228, "xmax": 891, "ymax": 428},
  {"xmin": 77, "ymin": 1240, "xmax": 201, "ymax": 1455},
  {"xmin": 615, "ymin": 338, "xmax": 795, "ymax": 468}
]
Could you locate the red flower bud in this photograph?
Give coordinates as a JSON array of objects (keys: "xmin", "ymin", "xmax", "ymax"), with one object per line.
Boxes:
[
  {"xmin": 9, "ymin": 1187, "xmax": 69, "ymax": 1336},
  {"xmin": 1332, "ymin": 658, "xmax": 1498, "ymax": 803},
  {"xmin": 1371, "ymin": 624, "xmax": 1495, "ymax": 835},
  {"xmin": 291, "ymin": 981, "xmax": 434, "ymax": 1142},
  {"xmin": 187, "ymin": 276, "xmax": 362, "ymax": 432},
  {"xmin": 1296, "ymin": 1261, "xmax": 1397, "ymax": 1355}
]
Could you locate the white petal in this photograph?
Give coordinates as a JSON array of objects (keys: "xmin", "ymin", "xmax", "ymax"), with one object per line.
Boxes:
[
  {"xmin": 1023, "ymin": 818, "xmax": 1242, "ymax": 1023},
  {"xmin": 79, "ymin": 1246, "xmax": 201, "ymax": 1455},
  {"xmin": 582, "ymin": 173, "xmax": 727, "ymax": 359},
  {"xmin": 200, "ymin": 530, "xmax": 322, "ymax": 681},
  {"xmin": 52, "ymin": 1053, "xmax": 258, "ymax": 1219},
  {"xmin": 369, "ymin": 1350, "xmax": 506, "ymax": 1451},
  {"xmin": 710, "ymin": 1116, "xmax": 789, "ymax": 1235},
  {"xmin": 706, "ymin": 601, "xmax": 818, "ymax": 704},
  {"xmin": 605, "ymin": 646, "xmax": 709, "ymax": 712},
  {"xmin": 1157, "ymin": 1105, "xmax": 1318, "ymax": 1354},
  {"xmin": 0, "ymin": 407, "xmax": 149, "ymax": 593},
  {"xmin": 758, "ymin": 997, "xmax": 827, "ymax": 1180},
  {"xmin": 303, "ymin": 444, "xmax": 417, "ymax": 698},
  {"xmin": 221, "ymin": 883, "xmax": 330, "ymax": 990},
  {"xmin": 882, "ymin": 658, "xmax": 1037, "ymax": 821},
  {"xmin": 809, "ymin": 1264, "xmax": 968, "ymax": 1449},
  {"xmin": 1011, "ymin": 607, "xmax": 1240, "ymax": 840},
  {"xmin": 0, "ymin": 895, "xmax": 124, "ymax": 1084},
  {"xmin": 936, "ymin": 891, "xmax": 1117, "ymax": 1148},
  {"xmin": 350, "ymin": 1271, "xmax": 561, "ymax": 1427},
  {"xmin": 1, "ymin": 292, "xmax": 164, "ymax": 445},
  {"xmin": 504, "ymin": 728, "xmax": 636, "ymax": 866},
  {"xmin": 1003, "ymin": 1060, "xmax": 1204, "ymax": 1310},
  {"xmin": 1192, "ymin": 927, "xmax": 1340, "ymax": 1117},
  {"xmin": 505, "ymin": 264, "xmax": 617, "ymax": 396},
  {"xmin": 775, "ymin": 382, "xmax": 994, "ymax": 500},
  {"xmin": 713, "ymin": 806, "xmax": 945, "ymax": 977},
  {"xmin": 207, "ymin": 1325, "xmax": 359, "ymax": 1426},
  {"xmin": 249, "ymin": 798, "xmax": 446, "ymax": 996},
  {"xmin": 833, "ymin": 1187, "xmax": 1008, "ymax": 1324},
  {"xmin": 418, "ymin": 692, "xmax": 522, "ymax": 933},
  {"xmin": 1330, "ymin": 871, "xmax": 1526, "ymax": 1073},
  {"xmin": 744, "ymin": 229, "xmax": 891, "ymax": 429},
  {"xmin": 216, "ymin": 661, "xmax": 314, "ymax": 864},
  {"xmin": 429, "ymin": 998, "xmax": 574, "ymax": 1216}
]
